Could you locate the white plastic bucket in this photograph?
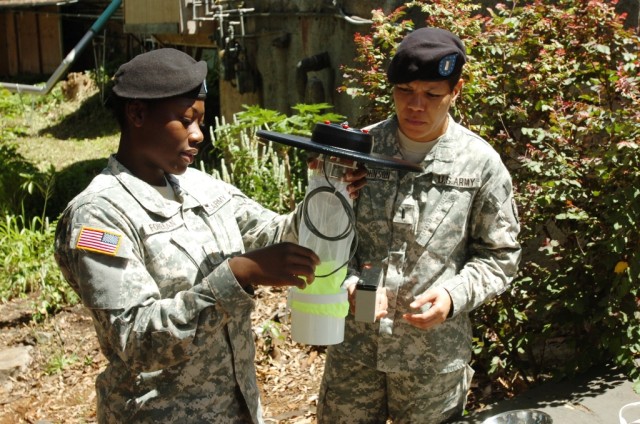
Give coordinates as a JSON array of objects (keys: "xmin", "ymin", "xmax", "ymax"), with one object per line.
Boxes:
[
  {"xmin": 482, "ymin": 409, "xmax": 552, "ymax": 424},
  {"xmin": 288, "ymin": 288, "xmax": 347, "ymax": 345},
  {"xmin": 620, "ymin": 402, "xmax": 640, "ymax": 424}
]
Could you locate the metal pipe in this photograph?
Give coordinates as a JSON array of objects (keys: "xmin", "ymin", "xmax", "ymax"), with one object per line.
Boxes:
[{"xmin": 0, "ymin": 0, "xmax": 122, "ymax": 95}]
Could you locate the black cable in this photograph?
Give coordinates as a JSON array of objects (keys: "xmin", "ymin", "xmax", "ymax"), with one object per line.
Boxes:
[{"xmin": 301, "ymin": 159, "xmax": 359, "ymax": 278}]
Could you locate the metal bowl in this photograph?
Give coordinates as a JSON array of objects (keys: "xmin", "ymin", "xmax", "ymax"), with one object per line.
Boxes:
[{"xmin": 481, "ymin": 409, "xmax": 553, "ymax": 424}]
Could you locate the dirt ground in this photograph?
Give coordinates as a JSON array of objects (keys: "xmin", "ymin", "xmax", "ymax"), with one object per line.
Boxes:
[
  {"xmin": 0, "ymin": 287, "xmax": 328, "ymax": 423},
  {"xmin": 0, "ymin": 286, "xmax": 501, "ymax": 423}
]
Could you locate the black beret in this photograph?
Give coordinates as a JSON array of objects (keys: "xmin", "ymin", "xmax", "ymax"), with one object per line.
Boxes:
[
  {"xmin": 112, "ymin": 48, "xmax": 208, "ymax": 100},
  {"xmin": 387, "ymin": 27, "xmax": 467, "ymax": 84}
]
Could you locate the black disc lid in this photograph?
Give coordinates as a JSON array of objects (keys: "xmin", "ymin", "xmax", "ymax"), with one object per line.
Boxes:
[{"xmin": 257, "ymin": 122, "xmax": 423, "ymax": 172}]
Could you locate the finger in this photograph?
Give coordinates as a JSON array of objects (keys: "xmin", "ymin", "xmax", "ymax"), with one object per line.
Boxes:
[
  {"xmin": 410, "ymin": 293, "xmax": 434, "ymax": 309},
  {"xmin": 294, "ymin": 276, "xmax": 308, "ymax": 290},
  {"xmin": 283, "ymin": 263, "xmax": 317, "ymax": 283},
  {"xmin": 375, "ymin": 309, "xmax": 388, "ymax": 320},
  {"xmin": 402, "ymin": 313, "xmax": 434, "ymax": 329},
  {"xmin": 277, "ymin": 257, "xmax": 319, "ymax": 280},
  {"xmin": 346, "ymin": 282, "xmax": 357, "ymax": 314},
  {"xmin": 347, "ymin": 179, "xmax": 367, "ymax": 192},
  {"xmin": 349, "ymin": 177, "xmax": 367, "ymax": 188},
  {"xmin": 403, "ymin": 305, "xmax": 446, "ymax": 327},
  {"xmin": 285, "ymin": 244, "xmax": 320, "ymax": 266},
  {"xmin": 344, "ymin": 163, "xmax": 367, "ymax": 177},
  {"xmin": 405, "ymin": 306, "xmax": 438, "ymax": 322},
  {"xmin": 278, "ymin": 274, "xmax": 308, "ymax": 289}
]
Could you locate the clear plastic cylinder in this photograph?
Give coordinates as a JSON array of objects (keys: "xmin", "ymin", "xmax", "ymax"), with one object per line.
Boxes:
[{"xmin": 289, "ymin": 158, "xmax": 355, "ymax": 345}]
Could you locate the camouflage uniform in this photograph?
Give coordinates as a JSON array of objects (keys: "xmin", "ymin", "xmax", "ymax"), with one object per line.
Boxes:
[
  {"xmin": 55, "ymin": 156, "xmax": 300, "ymax": 423},
  {"xmin": 318, "ymin": 117, "xmax": 521, "ymax": 423}
]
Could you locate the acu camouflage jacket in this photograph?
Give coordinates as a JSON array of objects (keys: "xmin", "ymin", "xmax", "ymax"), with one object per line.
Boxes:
[
  {"xmin": 55, "ymin": 156, "xmax": 300, "ymax": 423},
  {"xmin": 331, "ymin": 117, "xmax": 521, "ymax": 375}
]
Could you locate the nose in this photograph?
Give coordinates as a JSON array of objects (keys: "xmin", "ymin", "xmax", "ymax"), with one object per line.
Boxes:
[
  {"xmin": 189, "ymin": 122, "xmax": 205, "ymax": 144},
  {"xmin": 407, "ymin": 93, "xmax": 425, "ymax": 111}
]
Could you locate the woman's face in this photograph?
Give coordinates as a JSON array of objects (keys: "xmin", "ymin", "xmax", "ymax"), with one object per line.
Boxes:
[
  {"xmin": 392, "ymin": 79, "xmax": 462, "ymax": 142},
  {"xmin": 125, "ymin": 96, "xmax": 205, "ymax": 185}
]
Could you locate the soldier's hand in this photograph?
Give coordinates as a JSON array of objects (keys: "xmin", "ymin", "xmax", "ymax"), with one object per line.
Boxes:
[
  {"xmin": 307, "ymin": 158, "xmax": 367, "ymax": 199},
  {"xmin": 343, "ymin": 163, "xmax": 367, "ymax": 199},
  {"xmin": 229, "ymin": 242, "xmax": 320, "ymax": 290},
  {"xmin": 402, "ymin": 287, "xmax": 452, "ymax": 330}
]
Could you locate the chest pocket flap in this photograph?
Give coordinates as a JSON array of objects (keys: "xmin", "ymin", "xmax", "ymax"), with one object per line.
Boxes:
[{"xmin": 415, "ymin": 191, "xmax": 458, "ymax": 247}]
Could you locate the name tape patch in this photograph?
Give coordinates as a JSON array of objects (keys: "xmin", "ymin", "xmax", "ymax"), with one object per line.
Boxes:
[
  {"xmin": 434, "ymin": 174, "xmax": 480, "ymax": 188},
  {"xmin": 366, "ymin": 168, "xmax": 393, "ymax": 181}
]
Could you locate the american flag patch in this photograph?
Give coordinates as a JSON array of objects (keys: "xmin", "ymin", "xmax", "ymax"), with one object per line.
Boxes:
[{"xmin": 76, "ymin": 226, "xmax": 122, "ymax": 256}]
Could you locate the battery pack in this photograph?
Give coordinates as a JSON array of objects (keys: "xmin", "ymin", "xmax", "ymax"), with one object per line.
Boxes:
[{"xmin": 355, "ymin": 266, "xmax": 383, "ymax": 322}]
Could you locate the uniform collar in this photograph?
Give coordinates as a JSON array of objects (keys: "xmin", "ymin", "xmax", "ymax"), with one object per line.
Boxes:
[
  {"xmin": 107, "ymin": 155, "xmax": 196, "ymax": 218},
  {"xmin": 374, "ymin": 116, "xmax": 460, "ymax": 175}
]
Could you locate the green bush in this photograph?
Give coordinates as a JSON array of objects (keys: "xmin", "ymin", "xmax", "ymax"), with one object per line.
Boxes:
[
  {"xmin": 206, "ymin": 103, "xmax": 345, "ymax": 213},
  {"xmin": 471, "ymin": 0, "xmax": 640, "ymax": 390},
  {"xmin": 340, "ymin": 0, "xmax": 640, "ymax": 396},
  {"xmin": 0, "ymin": 141, "xmax": 40, "ymax": 216},
  {"xmin": 0, "ymin": 214, "xmax": 78, "ymax": 320}
]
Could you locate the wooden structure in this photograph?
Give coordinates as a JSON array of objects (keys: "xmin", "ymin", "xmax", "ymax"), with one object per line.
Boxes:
[
  {"xmin": 0, "ymin": 0, "xmax": 126, "ymax": 78},
  {"xmin": 0, "ymin": 0, "xmax": 69, "ymax": 76},
  {"xmin": 117, "ymin": 0, "xmax": 390, "ymax": 122}
]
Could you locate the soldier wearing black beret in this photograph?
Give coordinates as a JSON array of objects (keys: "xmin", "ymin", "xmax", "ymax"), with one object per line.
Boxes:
[
  {"xmin": 55, "ymin": 48, "xmax": 366, "ymax": 423},
  {"xmin": 318, "ymin": 27, "xmax": 521, "ymax": 423}
]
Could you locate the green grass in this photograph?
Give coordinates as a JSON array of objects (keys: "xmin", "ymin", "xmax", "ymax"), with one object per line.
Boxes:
[
  {"xmin": 19, "ymin": 135, "xmax": 118, "ymax": 171},
  {"xmin": 2, "ymin": 79, "xmax": 119, "ymax": 170}
]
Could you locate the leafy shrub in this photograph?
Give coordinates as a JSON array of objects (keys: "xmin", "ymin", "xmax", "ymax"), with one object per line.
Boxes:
[
  {"xmin": 0, "ymin": 141, "xmax": 40, "ymax": 216},
  {"xmin": 0, "ymin": 214, "xmax": 78, "ymax": 320},
  {"xmin": 340, "ymin": 0, "xmax": 640, "ymax": 397},
  {"xmin": 206, "ymin": 103, "xmax": 345, "ymax": 213},
  {"xmin": 471, "ymin": 0, "xmax": 640, "ymax": 390}
]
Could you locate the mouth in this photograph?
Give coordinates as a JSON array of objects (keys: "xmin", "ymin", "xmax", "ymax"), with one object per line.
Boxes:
[
  {"xmin": 181, "ymin": 149, "xmax": 198, "ymax": 164},
  {"xmin": 404, "ymin": 117, "xmax": 426, "ymax": 127}
]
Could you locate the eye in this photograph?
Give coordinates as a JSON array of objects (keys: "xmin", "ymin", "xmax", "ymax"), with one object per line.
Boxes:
[{"xmin": 181, "ymin": 117, "xmax": 196, "ymax": 127}]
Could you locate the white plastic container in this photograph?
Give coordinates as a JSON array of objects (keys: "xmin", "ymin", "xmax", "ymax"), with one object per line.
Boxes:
[
  {"xmin": 620, "ymin": 402, "xmax": 640, "ymax": 424},
  {"xmin": 288, "ymin": 288, "xmax": 348, "ymax": 345},
  {"xmin": 482, "ymin": 409, "xmax": 552, "ymax": 424},
  {"xmin": 288, "ymin": 158, "xmax": 354, "ymax": 345}
]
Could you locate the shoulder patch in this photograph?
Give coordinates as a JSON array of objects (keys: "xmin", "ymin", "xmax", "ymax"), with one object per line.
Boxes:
[{"xmin": 76, "ymin": 226, "xmax": 122, "ymax": 256}]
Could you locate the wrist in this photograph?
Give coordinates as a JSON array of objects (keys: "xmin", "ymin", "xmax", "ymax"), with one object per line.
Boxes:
[{"xmin": 228, "ymin": 256, "xmax": 253, "ymax": 290}]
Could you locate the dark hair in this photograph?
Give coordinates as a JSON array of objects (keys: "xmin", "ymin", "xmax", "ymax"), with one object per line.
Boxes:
[
  {"xmin": 393, "ymin": 72, "xmax": 462, "ymax": 92},
  {"xmin": 105, "ymin": 93, "xmax": 128, "ymax": 130},
  {"xmin": 446, "ymin": 72, "xmax": 463, "ymax": 91}
]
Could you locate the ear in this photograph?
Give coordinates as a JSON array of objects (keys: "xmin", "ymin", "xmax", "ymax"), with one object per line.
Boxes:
[
  {"xmin": 452, "ymin": 79, "xmax": 464, "ymax": 102},
  {"xmin": 124, "ymin": 100, "xmax": 147, "ymax": 128}
]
